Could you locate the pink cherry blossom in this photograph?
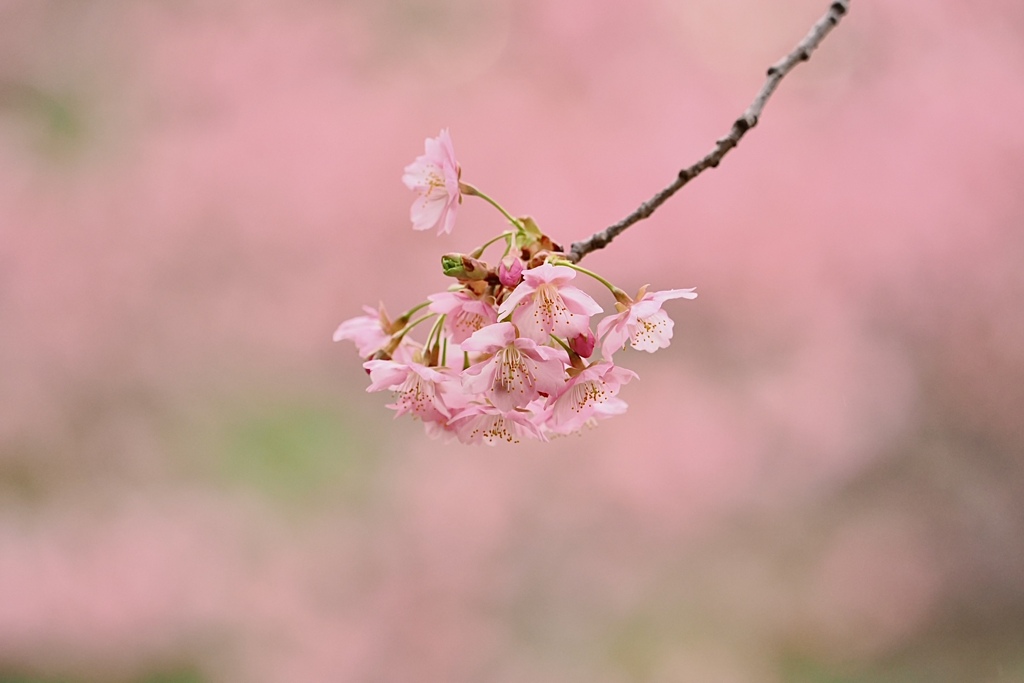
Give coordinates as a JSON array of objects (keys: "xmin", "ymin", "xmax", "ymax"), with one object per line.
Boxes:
[
  {"xmin": 363, "ymin": 359, "xmax": 459, "ymax": 424},
  {"xmin": 338, "ymin": 134, "xmax": 703, "ymax": 441},
  {"xmin": 547, "ymin": 362, "xmax": 637, "ymax": 434},
  {"xmin": 597, "ymin": 287, "xmax": 697, "ymax": 359},
  {"xmin": 402, "ymin": 128, "xmax": 461, "ymax": 235},
  {"xmin": 448, "ymin": 402, "xmax": 547, "ymax": 445},
  {"xmin": 497, "ymin": 263, "xmax": 602, "ymax": 343},
  {"xmin": 333, "ymin": 304, "xmax": 391, "ymax": 357},
  {"xmin": 460, "ymin": 322, "xmax": 567, "ymax": 413},
  {"xmin": 427, "ymin": 290, "xmax": 499, "ymax": 344}
]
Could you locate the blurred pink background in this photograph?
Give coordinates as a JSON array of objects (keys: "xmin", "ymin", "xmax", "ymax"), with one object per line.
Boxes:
[{"xmin": 2, "ymin": 0, "xmax": 1023, "ymax": 681}]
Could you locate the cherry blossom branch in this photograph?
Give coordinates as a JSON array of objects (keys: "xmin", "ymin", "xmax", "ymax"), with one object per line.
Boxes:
[{"xmin": 566, "ymin": 0, "xmax": 851, "ymax": 264}]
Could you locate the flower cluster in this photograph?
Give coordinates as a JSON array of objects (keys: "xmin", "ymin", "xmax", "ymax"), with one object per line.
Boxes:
[{"xmin": 334, "ymin": 130, "xmax": 697, "ymax": 445}]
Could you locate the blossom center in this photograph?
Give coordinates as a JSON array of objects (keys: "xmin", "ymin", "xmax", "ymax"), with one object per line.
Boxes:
[
  {"xmin": 395, "ymin": 373, "xmax": 434, "ymax": 417},
  {"xmin": 495, "ymin": 345, "xmax": 535, "ymax": 393},
  {"xmin": 566, "ymin": 379, "xmax": 608, "ymax": 414},
  {"xmin": 528, "ymin": 283, "xmax": 571, "ymax": 328},
  {"xmin": 631, "ymin": 315, "xmax": 667, "ymax": 347},
  {"xmin": 471, "ymin": 415, "xmax": 519, "ymax": 444},
  {"xmin": 454, "ymin": 308, "xmax": 487, "ymax": 336},
  {"xmin": 425, "ymin": 168, "xmax": 446, "ymax": 197}
]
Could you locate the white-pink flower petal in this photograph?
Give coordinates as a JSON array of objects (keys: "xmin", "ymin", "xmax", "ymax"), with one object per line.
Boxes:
[
  {"xmin": 498, "ymin": 264, "xmax": 602, "ymax": 343},
  {"xmin": 547, "ymin": 362, "xmax": 637, "ymax": 433},
  {"xmin": 333, "ymin": 305, "xmax": 390, "ymax": 356},
  {"xmin": 598, "ymin": 287, "xmax": 696, "ymax": 358},
  {"xmin": 449, "ymin": 403, "xmax": 547, "ymax": 445},
  {"xmin": 460, "ymin": 323, "xmax": 567, "ymax": 413},
  {"xmin": 428, "ymin": 290, "xmax": 498, "ymax": 344},
  {"xmin": 363, "ymin": 359, "xmax": 457, "ymax": 423}
]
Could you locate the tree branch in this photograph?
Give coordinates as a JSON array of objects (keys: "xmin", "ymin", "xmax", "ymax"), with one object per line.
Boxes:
[{"xmin": 567, "ymin": 0, "xmax": 852, "ymax": 264}]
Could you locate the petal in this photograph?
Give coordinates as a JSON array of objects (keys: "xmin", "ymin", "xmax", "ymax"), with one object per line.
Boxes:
[
  {"xmin": 438, "ymin": 200, "xmax": 458, "ymax": 235},
  {"xmin": 510, "ymin": 304, "xmax": 552, "ymax": 343},
  {"xmin": 505, "ymin": 409, "xmax": 548, "ymax": 443},
  {"xmin": 630, "ymin": 298, "xmax": 664, "ymax": 319},
  {"xmin": 557, "ymin": 286, "xmax": 603, "ymax": 316},
  {"xmin": 524, "ymin": 340, "xmax": 570, "ymax": 364},
  {"xmin": 436, "ymin": 128, "xmax": 457, "ymax": 166},
  {"xmin": 427, "ymin": 291, "xmax": 463, "ymax": 315},
  {"xmin": 530, "ymin": 356, "xmax": 568, "ymax": 396},
  {"xmin": 410, "ymin": 195, "xmax": 447, "ymax": 232},
  {"xmin": 363, "ymin": 360, "xmax": 409, "ymax": 392},
  {"xmin": 550, "ymin": 311, "xmax": 591, "ymax": 341},
  {"xmin": 400, "ymin": 163, "xmax": 429, "ymax": 190},
  {"xmin": 648, "ymin": 287, "xmax": 698, "ymax": 303},
  {"xmin": 522, "ymin": 263, "xmax": 576, "ymax": 287},
  {"xmin": 496, "ymin": 282, "xmax": 535, "ymax": 318},
  {"xmin": 595, "ymin": 313, "xmax": 619, "ymax": 343},
  {"xmin": 631, "ymin": 311, "xmax": 675, "ymax": 352},
  {"xmin": 605, "ymin": 364, "xmax": 639, "ymax": 387},
  {"xmin": 488, "ymin": 383, "xmax": 526, "ymax": 413},
  {"xmin": 449, "ymin": 404, "xmax": 546, "ymax": 445},
  {"xmin": 597, "ymin": 313, "xmax": 632, "ymax": 359},
  {"xmin": 461, "ymin": 359, "xmax": 497, "ymax": 396},
  {"xmin": 410, "ymin": 363, "xmax": 451, "ymax": 385},
  {"xmin": 332, "ymin": 316, "xmax": 373, "ymax": 342},
  {"xmin": 461, "ymin": 321, "xmax": 517, "ymax": 354}
]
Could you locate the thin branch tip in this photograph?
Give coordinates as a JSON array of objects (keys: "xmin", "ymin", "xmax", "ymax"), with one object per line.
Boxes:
[{"xmin": 569, "ymin": 0, "xmax": 852, "ymax": 264}]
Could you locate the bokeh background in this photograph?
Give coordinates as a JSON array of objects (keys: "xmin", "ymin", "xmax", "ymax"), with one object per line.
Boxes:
[{"xmin": 2, "ymin": 0, "xmax": 1023, "ymax": 681}]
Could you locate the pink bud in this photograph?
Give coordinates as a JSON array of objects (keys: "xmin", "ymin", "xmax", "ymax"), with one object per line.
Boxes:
[
  {"xmin": 498, "ymin": 256, "xmax": 524, "ymax": 287},
  {"xmin": 568, "ymin": 328, "xmax": 597, "ymax": 358}
]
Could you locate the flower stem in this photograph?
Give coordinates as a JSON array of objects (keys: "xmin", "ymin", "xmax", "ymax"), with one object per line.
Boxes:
[
  {"xmin": 551, "ymin": 260, "xmax": 627, "ymax": 300},
  {"xmin": 398, "ymin": 300, "xmax": 431, "ymax": 323},
  {"xmin": 470, "ymin": 231, "xmax": 514, "ymax": 259},
  {"xmin": 550, "ymin": 334, "xmax": 585, "ymax": 371},
  {"xmin": 549, "ymin": 334, "xmax": 572, "ymax": 353},
  {"xmin": 460, "ymin": 183, "xmax": 522, "ymax": 229},
  {"xmin": 426, "ymin": 314, "xmax": 446, "ymax": 350},
  {"xmin": 393, "ymin": 313, "xmax": 434, "ymax": 341}
]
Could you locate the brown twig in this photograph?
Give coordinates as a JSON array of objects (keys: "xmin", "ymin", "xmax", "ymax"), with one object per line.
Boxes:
[{"xmin": 567, "ymin": 0, "xmax": 852, "ymax": 264}]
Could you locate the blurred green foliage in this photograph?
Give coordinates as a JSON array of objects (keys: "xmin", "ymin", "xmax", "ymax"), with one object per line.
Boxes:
[
  {"xmin": 0, "ymin": 83, "xmax": 86, "ymax": 159},
  {"xmin": 195, "ymin": 395, "xmax": 385, "ymax": 506},
  {"xmin": 0, "ymin": 664, "xmax": 205, "ymax": 683}
]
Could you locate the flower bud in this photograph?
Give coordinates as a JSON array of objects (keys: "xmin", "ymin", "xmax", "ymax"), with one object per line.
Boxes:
[
  {"xmin": 498, "ymin": 255, "xmax": 524, "ymax": 287},
  {"xmin": 568, "ymin": 328, "xmax": 597, "ymax": 359},
  {"xmin": 441, "ymin": 253, "xmax": 490, "ymax": 280}
]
